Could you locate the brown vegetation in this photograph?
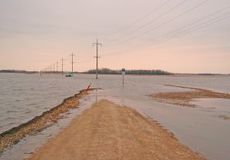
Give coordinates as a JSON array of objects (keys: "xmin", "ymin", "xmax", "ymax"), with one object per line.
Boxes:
[
  {"xmin": 0, "ymin": 89, "xmax": 93, "ymax": 152},
  {"xmin": 218, "ymin": 115, "xmax": 230, "ymax": 120},
  {"xmin": 152, "ymin": 84, "xmax": 230, "ymax": 107}
]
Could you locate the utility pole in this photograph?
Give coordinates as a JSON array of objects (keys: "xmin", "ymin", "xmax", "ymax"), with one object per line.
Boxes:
[
  {"xmin": 93, "ymin": 39, "xmax": 102, "ymax": 79},
  {"xmin": 53, "ymin": 63, "xmax": 56, "ymax": 73},
  {"xmin": 56, "ymin": 61, "xmax": 59, "ymax": 73},
  {"xmin": 71, "ymin": 53, "xmax": 75, "ymax": 75},
  {"xmin": 61, "ymin": 58, "xmax": 64, "ymax": 76}
]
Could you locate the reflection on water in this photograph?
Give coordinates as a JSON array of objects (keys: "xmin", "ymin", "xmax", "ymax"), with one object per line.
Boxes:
[{"xmin": 0, "ymin": 73, "xmax": 230, "ymax": 160}]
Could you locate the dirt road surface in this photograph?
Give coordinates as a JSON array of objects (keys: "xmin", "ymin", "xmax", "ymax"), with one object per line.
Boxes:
[{"xmin": 28, "ymin": 100, "xmax": 205, "ymax": 160}]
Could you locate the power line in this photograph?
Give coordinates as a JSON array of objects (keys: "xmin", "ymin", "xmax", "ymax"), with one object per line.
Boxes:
[
  {"xmin": 101, "ymin": 7, "xmax": 230, "ymax": 58},
  {"xmin": 39, "ymin": 5, "xmax": 230, "ymax": 73},
  {"xmin": 124, "ymin": 0, "xmax": 171, "ymax": 28},
  {"xmin": 145, "ymin": 9, "xmax": 230, "ymax": 46},
  {"xmin": 109, "ymin": 0, "xmax": 209, "ymax": 46},
  {"xmin": 107, "ymin": 0, "xmax": 189, "ymax": 44},
  {"xmin": 137, "ymin": 14, "xmax": 230, "ymax": 52},
  {"xmin": 145, "ymin": 6, "xmax": 230, "ymax": 43},
  {"xmin": 165, "ymin": 14, "xmax": 230, "ymax": 41},
  {"xmin": 104, "ymin": 0, "xmax": 171, "ymax": 41}
]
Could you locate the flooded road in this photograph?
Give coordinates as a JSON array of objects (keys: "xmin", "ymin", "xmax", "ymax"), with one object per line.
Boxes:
[{"xmin": 0, "ymin": 73, "xmax": 230, "ymax": 160}]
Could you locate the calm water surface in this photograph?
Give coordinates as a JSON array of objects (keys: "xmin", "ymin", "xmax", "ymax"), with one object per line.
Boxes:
[{"xmin": 0, "ymin": 73, "xmax": 230, "ymax": 160}]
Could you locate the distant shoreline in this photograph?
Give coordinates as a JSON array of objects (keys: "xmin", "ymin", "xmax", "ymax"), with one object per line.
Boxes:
[
  {"xmin": 0, "ymin": 69, "xmax": 229, "ymax": 76},
  {"xmin": 0, "ymin": 70, "xmax": 38, "ymax": 74}
]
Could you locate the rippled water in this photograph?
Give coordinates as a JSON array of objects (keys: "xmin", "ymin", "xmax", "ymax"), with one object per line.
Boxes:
[
  {"xmin": 0, "ymin": 73, "xmax": 230, "ymax": 160},
  {"xmin": 0, "ymin": 73, "xmax": 93, "ymax": 133}
]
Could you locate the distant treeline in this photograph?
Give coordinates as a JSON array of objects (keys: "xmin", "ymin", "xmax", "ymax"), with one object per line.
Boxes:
[
  {"xmin": 1, "ymin": 69, "xmax": 229, "ymax": 75},
  {"xmin": 84, "ymin": 68, "xmax": 172, "ymax": 75},
  {"xmin": 0, "ymin": 70, "xmax": 38, "ymax": 74}
]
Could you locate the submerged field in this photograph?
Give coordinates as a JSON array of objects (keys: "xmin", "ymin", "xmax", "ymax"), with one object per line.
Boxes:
[{"xmin": 0, "ymin": 73, "xmax": 230, "ymax": 160}]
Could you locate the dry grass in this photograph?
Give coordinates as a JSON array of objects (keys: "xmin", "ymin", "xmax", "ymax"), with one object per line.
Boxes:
[{"xmin": 152, "ymin": 84, "xmax": 230, "ymax": 107}]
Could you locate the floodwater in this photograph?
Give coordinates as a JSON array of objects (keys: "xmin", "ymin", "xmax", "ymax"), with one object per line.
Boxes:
[{"xmin": 0, "ymin": 73, "xmax": 230, "ymax": 160}]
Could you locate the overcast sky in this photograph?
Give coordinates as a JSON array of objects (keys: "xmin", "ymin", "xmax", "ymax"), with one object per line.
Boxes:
[{"xmin": 0, "ymin": 0, "xmax": 230, "ymax": 73}]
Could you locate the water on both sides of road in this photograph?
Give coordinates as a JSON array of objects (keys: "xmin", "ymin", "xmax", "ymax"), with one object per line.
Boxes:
[{"xmin": 0, "ymin": 73, "xmax": 230, "ymax": 160}]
